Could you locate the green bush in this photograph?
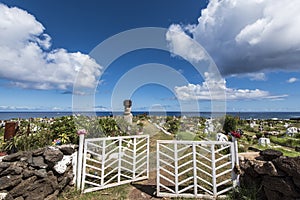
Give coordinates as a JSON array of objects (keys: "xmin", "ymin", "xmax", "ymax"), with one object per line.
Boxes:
[
  {"xmin": 223, "ymin": 115, "xmax": 238, "ymax": 133},
  {"xmin": 1, "ymin": 128, "xmax": 53, "ymax": 152},
  {"xmin": 2, "ymin": 116, "xmax": 82, "ymax": 153},
  {"xmin": 164, "ymin": 116, "xmax": 180, "ymax": 134},
  {"xmin": 50, "ymin": 116, "xmax": 78, "ymax": 144},
  {"xmin": 255, "ymin": 132, "xmax": 263, "ymax": 139},
  {"xmin": 226, "ymin": 186, "xmax": 259, "ymax": 200}
]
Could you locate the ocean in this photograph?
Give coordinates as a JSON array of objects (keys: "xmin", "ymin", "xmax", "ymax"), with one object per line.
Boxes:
[{"xmin": 1, "ymin": 111, "xmax": 300, "ymax": 120}]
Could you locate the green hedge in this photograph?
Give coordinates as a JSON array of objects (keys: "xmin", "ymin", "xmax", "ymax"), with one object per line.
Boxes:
[{"xmin": 270, "ymin": 136, "xmax": 300, "ymax": 148}]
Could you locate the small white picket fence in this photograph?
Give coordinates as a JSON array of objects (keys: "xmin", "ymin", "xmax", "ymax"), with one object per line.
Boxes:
[
  {"xmin": 156, "ymin": 140, "xmax": 238, "ymax": 199},
  {"xmin": 79, "ymin": 135, "xmax": 149, "ymax": 193}
]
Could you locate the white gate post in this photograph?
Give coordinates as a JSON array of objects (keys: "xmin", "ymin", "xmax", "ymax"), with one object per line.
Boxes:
[
  {"xmin": 232, "ymin": 137, "xmax": 239, "ymax": 187},
  {"xmin": 76, "ymin": 129, "xmax": 86, "ymax": 190},
  {"xmin": 232, "ymin": 137, "xmax": 239, "ymax": 165}
]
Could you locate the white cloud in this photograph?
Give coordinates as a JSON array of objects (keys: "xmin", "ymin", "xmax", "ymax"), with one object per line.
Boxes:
[
  {"xmin": 0, "ymin": 105, "xmax": 69, "ymax": 111},
  {"xmin": 0, "ymin": 105, "xmax": 32, "ymax": 111},
  {"xmin": 287, "ymin": 77, "xmax": 298, "ymax": 83},
  {"xmin": 231, "ymin": 72, "xmax": 266, "ymax": 81},
  {"xmin": 247, "ymin": 73, "xmax": 266, "ymax": 81},
  {"xmin": 0, "ymin": 4, "xmax": 102, "ymax": 91},
  {"xmin": 169, "ymin": 0, "xmax": 300, "ymax": 76},
  {"xmin": 166, "ymin": 24, "xmax": 208, "ymax": 63},
  {"xmin": 175, "ymin": 73, "xmax": 287, "ymax": 101}
]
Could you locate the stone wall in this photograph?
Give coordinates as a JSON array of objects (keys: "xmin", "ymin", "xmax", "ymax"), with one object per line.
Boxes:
[
  {"xmin": 0, "ymin": 145, "xmax": 77, "ymax": 200},
  {"xmin": 239, "ymin": 149, "xmax": 300, "ymax": 200}
]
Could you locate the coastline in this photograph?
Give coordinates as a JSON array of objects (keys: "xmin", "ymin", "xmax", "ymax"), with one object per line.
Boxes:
[{"xmin": 1, "ymin": 111, "xmax": 300, "ymax": 121}]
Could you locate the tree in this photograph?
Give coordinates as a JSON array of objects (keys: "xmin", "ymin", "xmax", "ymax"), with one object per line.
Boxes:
[
  {"xmin": 165, "ymin": 116, "xmax": 180, "ymax": 134},
  {"xmin": 223, "ymin": 115, "xmax": 238, "ymax": 134}
]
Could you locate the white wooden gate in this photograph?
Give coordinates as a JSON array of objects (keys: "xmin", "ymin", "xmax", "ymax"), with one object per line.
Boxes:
[
  {"xmin": 156, "ymin": 140, "xmax": 238, "ymax": 199},
  {"xmin": 81, "ymin": 135, "xmax": 149, "ymax": 193}
]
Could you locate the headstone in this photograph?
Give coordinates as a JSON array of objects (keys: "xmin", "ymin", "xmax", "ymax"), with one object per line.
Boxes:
[
  {"xmin": 258, "ymin": 137, "xmax": 270, "ymax": 146},
  {"xmin": 123, "ymin": 100, "xmax": 133, "ymax": 125},
  {"xmin": 0, "ymin": 120, "xmax": 4, "ymax": 128},
  {"xmin": 286, "ymin": 127, "xmax": 298, "ymax": 137},
  {"xmin": 4, "ymin": 122, "xmax": 18, "ymax": 141}
]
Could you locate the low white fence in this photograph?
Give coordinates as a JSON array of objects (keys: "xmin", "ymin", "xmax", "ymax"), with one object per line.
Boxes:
[
  {"xmin": 156, "ymin": 140, "xmax": 238, "ymax": 199},
  {"xmin": 80, "ymin": 135, "xmax": 149, "ymax": 193}
]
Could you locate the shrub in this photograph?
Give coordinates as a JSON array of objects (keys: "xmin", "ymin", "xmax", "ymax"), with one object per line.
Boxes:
[
  {"xmin": 164, "ymin": 116, "xmax": 180, "ymax": 134},
  {"xmin": 255, "ymin": 132, "xmax": 263, "ymax": 139},
  {"xmin": 50, "ymin": 116, "xmax": 78, "ymax": 144},
  {"xmin": 226, "ymin": 186, "xmax": 259, "ymax": 200},
  {"xmin": 223, "ymin": 115, "xmax": 238, "ymax": 133}
]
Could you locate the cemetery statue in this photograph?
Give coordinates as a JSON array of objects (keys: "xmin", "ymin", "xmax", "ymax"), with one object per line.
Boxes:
[{"xmin": 123, "ymin": 100, "xmax": 133, "ymax": 125}]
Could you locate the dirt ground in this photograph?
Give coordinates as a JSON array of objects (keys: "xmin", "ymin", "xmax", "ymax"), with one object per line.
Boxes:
[
  {"xmin": 127, "ymin": 151, "xmax": 258, "ymax": 200},
  {"xmin": 128, "ymin": 171, "xmax": 162, "ymax": 200}
]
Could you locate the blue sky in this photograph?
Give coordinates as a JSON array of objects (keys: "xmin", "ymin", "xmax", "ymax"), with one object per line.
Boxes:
[{"xmin": 0, "ymin": 0, "xmax": 299, "ymax": 112}]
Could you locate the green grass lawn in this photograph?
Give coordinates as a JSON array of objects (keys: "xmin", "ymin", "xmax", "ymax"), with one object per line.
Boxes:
[
  {"xmin": 176, "ymin": 131, "xmax": 198, "ymax": 141},
  {"xmin": 59, "ymin": 184, "xmax": 130, "ymax": 200},
  {"xmin": 270, "ymin": 136, "xmax": 300, "ymax": 148}
]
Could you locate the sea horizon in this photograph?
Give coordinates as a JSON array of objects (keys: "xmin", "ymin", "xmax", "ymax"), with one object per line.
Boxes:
[{"xmin": 1, "ymin": 111, "xmax": 300, "ymax": 121}]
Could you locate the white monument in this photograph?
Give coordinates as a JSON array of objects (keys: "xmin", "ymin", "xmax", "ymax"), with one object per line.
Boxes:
[
  {"xmin": 216, "ymin": 133, "xmax": 228, "ymax": 142},
  {"xmin": 286, "ymin": 127, "xmax": 298, "ymax": 137},
  {"xmin": 123, "ymin": 100, "xmax": 133, "ymax": 125},
  {"xmin": 258, "ymin": 137, "xmax": 270, "ymax": 146}
]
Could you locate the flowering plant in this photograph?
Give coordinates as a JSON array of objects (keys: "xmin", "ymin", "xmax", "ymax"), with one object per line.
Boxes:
[
  {"xmin": 52, "ymin": 139, "xmax": 61, "ymax": 145},
  {"xmin": 230, "ymin": 129, "xmax": 243, "ymax": 139},
  {"xmin": 77, "ymin": 129, "xmax": 87, "ymax": 135}
]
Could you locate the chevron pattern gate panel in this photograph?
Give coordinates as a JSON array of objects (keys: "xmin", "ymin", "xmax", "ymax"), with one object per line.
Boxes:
[
  {"xmin": 81, "ymin": 135, "xmax": 149, "ymax": 193},
  {"xmin": 156, "ymin": 140, "xmax": 237, "ymax": 199}
]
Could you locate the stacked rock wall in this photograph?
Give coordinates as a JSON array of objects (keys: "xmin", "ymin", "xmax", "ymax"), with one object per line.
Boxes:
[
  {"xmin": 239, "ymin": 149, "xmax": 300, "ymax": 200},
  {"xmin": 0, "ymin": 145, "xmax": 77, "ymax": 200}
]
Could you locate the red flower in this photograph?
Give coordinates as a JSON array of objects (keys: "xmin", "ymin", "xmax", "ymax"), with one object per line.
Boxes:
[{"xmin": 230, "ymin": 131, "xmax": 241, "ymax": 138}]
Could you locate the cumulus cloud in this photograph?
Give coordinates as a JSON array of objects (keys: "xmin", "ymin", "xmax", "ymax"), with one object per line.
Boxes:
[
  {"xmin": 166, "ymin": 24, "xmax": 208, "ymax": 63},
  {"xmin": 287, "ymin": 77, "xmax": 298, "ymax": 83},
  {"xmin": 175, "ymin": 73, "xmax": 287, "ymax": 101},
  {"xmin": 175, "ymin": 83, "xmax": 287, "ymax": 101},
  {"xmin": 0, "ymin": 3, "xmax": 101, "ymax": 91},
  {"xmin": 169, "ymin": 0, "xmax": 300, "ymax": 76}
]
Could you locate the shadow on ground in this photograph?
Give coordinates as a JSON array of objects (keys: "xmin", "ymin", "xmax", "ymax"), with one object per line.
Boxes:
[{"xmin": 130, "ymin": 183, "xmax": 158, "ymax": 199}]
